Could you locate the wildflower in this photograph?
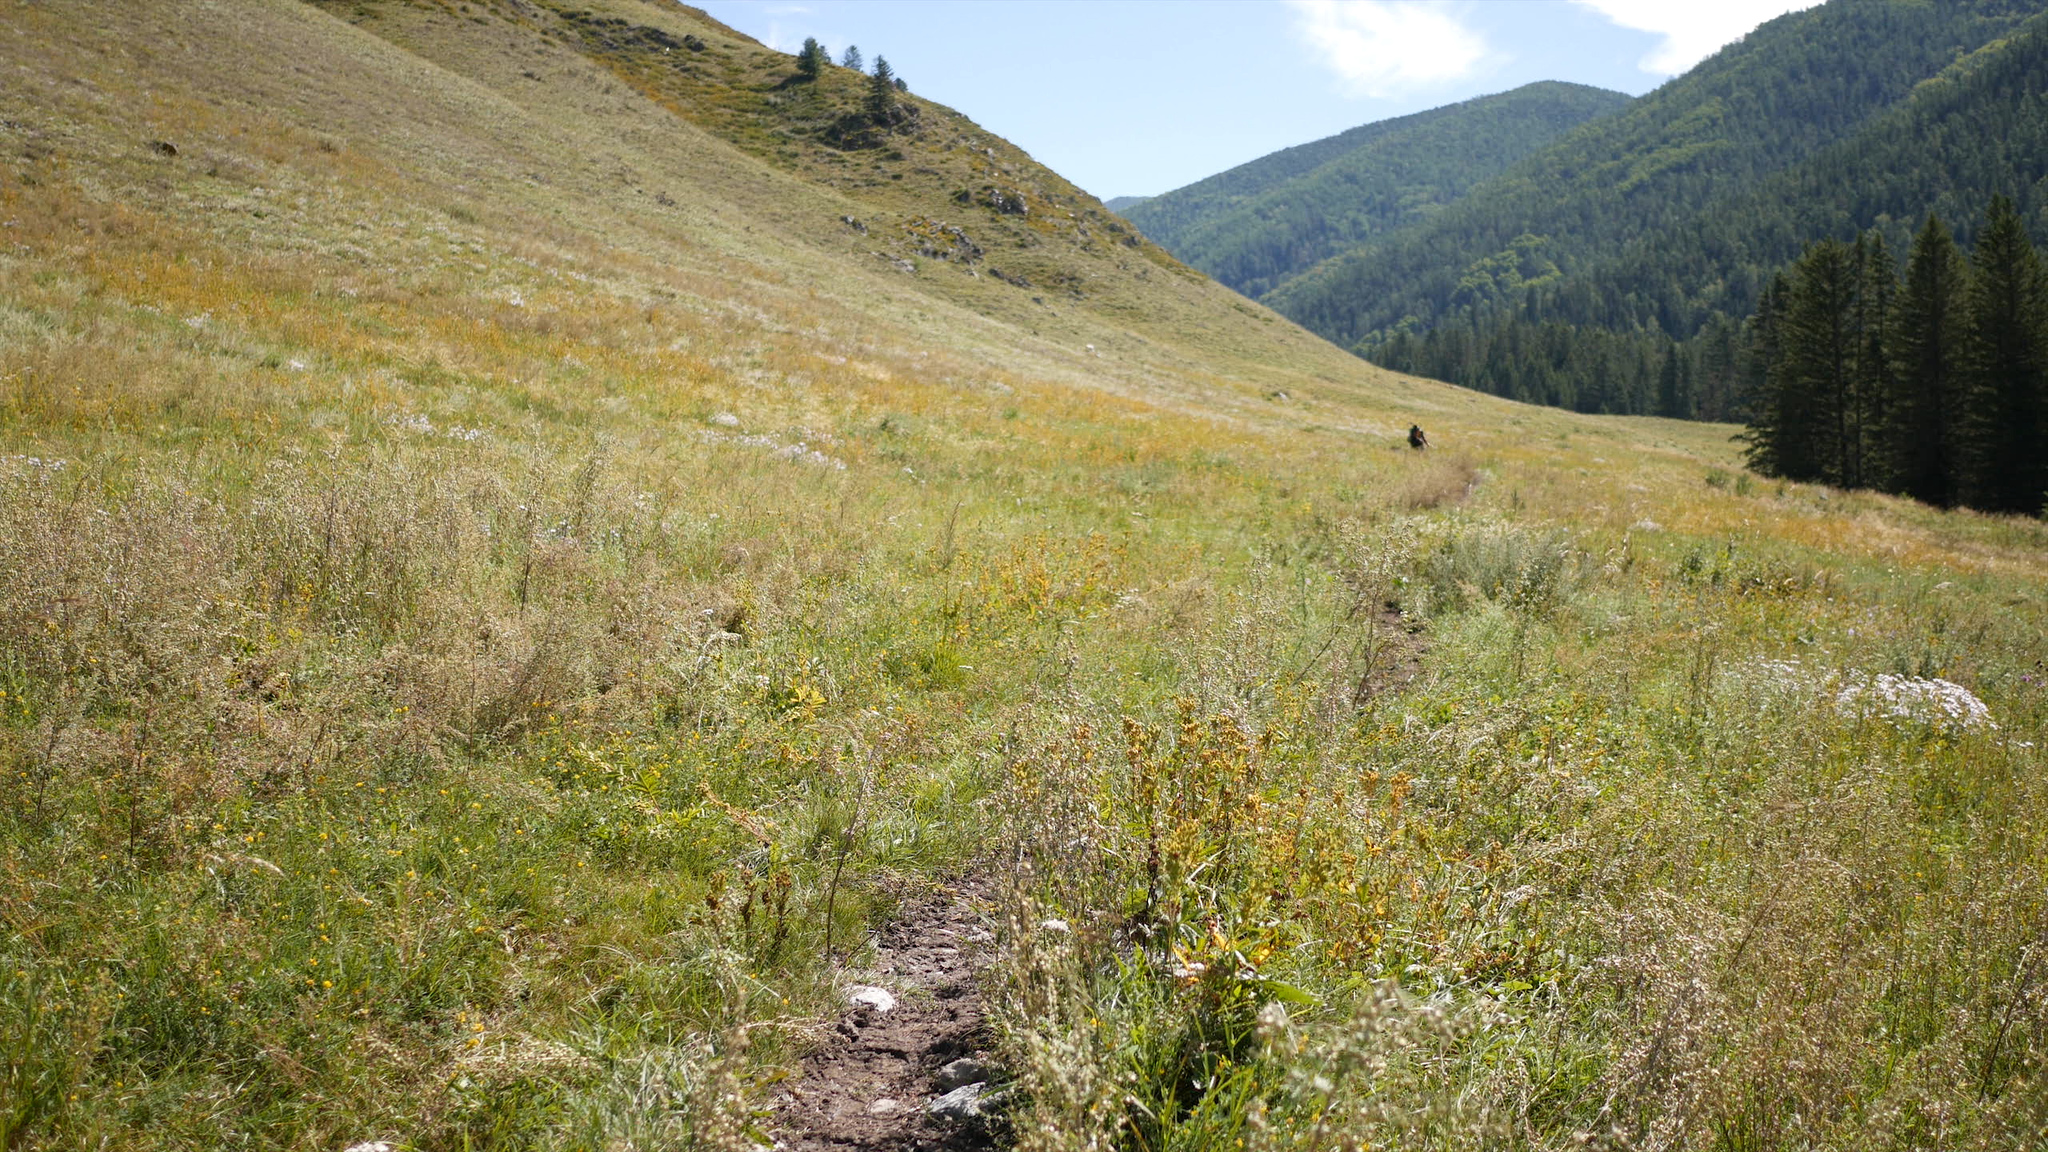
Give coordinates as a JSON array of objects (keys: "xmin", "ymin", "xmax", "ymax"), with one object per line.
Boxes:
[
  {"xmin": 1740, "ymin": 657, "xmax": 1995, "ymax": 730},
  {"xmin": 1837, "ymin": 671, "xmax": 1995, "ymax": 730}
]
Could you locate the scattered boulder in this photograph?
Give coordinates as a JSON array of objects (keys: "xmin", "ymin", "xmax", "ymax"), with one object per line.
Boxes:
[
  {"xmin": 935, "ymin": 1056, "xmax": 991, "ymax": 1091},
  {"xmin": 982, "ymin": 187, "xmax": 1028, "ymax": 216},
  {"xmin": 928, "ymin": 1081, "xmax": 1005, "ymax": 1120}
]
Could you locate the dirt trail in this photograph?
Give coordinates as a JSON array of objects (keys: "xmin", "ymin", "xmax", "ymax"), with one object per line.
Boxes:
[
  {"xmin": 1353, "ymin": 606, "xmax": 1428, "ymax": 705},
  {"xmin": 775, "ymin": 881, "xmax": 1001, "ymax": 1151}
]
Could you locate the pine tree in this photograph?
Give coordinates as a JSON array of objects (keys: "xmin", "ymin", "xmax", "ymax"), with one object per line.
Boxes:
[
  {"xmin": 1773, "ymin": 239, "xmax": 1860, "ymax": 484},
  {"xmin": 840, "ymin": 44, "xmax": 861, "ymax": 71},
  {"xmin": 796, "ymin": 37, "xmax": 827, "ymax": 79},
  {"xmin": 1656, "ymin": 341, "xmax": 1693, "ymax": 419},
  {"xmin": 1741, "ymin": 274, "xmax": 1791, "ymax": 475},
  {"xmin": 1886, "ymin": 214, "xmax": 1969, "ymax": 507},
  {"xmin": 1697, "ymin": 315, "xmax": 1740, "ymax": 422},
  {"xmin": 1851, "ymin": 231, "xmax": 1897, "ymax": 491},
  {"xmin": 1958, "ymin": 195, "xmax": 2048, "ymax": 514},
  {"xmin": 865, "ymin": 55, "xmax": 898, "ymax": 125}
]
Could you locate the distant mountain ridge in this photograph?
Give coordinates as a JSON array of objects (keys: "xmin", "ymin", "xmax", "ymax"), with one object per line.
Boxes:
[
  {"xmin": 1258, "ymin": 0, "xmax": 2048, "ymax": 417},
  {"xmin": 1123, "ymin": 82, "xmax": 1631, "ymax": 300}
]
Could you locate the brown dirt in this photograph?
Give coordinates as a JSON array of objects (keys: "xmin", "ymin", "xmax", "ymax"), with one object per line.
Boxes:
[
  {"xmin": 775, "ymin": 881, "xmax": 1001, "ymax": 1151},
  {"xmin": 1354, "ymin": 606, "xmax": 1429, "ymax": 705}
]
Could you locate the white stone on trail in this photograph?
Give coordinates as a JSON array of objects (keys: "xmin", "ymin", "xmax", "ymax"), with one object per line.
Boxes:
[
  {"xmin": 867, "ymin": 1098, "xmax": 900, "ymax": 1115},
  {"xmin": 936, "ymin": 1057, "xmax": 991, "ymax": 1091},
  {"xmin": 342, "ymin": 1143, "xmax": 397, "ymax": 1152},
  {"xmin": 846, "ymin": 984, "xmax": 896, "ymax": 1012},
  {"xmin": 928, "ymin": 1081, "xmax": 1005, "ymax": 1120}
]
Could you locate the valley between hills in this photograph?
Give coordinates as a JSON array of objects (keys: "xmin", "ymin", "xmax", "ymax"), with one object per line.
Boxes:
[{"xmin": 0, "ymin": 2, "xmax": 2043, "ymax": 1150}]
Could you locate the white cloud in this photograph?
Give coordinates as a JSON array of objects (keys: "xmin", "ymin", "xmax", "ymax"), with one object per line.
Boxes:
[
  {"xmin": 1286, "ymin": 1, "xmax": 1489, "ymax": 99},
  {"xmin": 1570, "ymin": 0, "xmax": 1821, "ymax": 75}
]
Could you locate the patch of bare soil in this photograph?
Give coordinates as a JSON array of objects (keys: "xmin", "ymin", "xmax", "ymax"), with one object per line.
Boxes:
[
  {"xmin": 1354, "ymin": 606, "xmax": 1428, "ymax": 705},
  {"xmin": 775, "ymin": 881, "xmax": 1001, "ymax": 1151}
]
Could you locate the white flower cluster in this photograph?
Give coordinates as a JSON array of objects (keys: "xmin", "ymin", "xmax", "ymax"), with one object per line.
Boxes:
[
  {"xmin": 1740, "ymin": 657, "xmax": 1995, "ymax": 731},
  {"xmin": 1836, "ymin": 671, "xmax": 1996, "ymax": 730},
  {"xmin": 2, "ymin": 454, "xmax": 66, "ymax": 472},
  {"xmin": 697, "ymin": 424, "xmax": 846, "ymax": 470},
  {"xmin": 381, "ymin": 412, "xmax": 487, "ymax": 442}
]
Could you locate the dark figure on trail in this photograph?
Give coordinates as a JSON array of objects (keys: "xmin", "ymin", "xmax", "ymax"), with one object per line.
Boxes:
[{"xmin": 1408, "ymin": 424, "xmax": 1429, "ymax": 450}]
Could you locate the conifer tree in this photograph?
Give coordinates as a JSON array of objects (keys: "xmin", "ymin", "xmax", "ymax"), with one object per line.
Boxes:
[
  {"xmin": 1852, "ymin": 231, "xmax": 1897, "ymax": 491},
  {"xmin": 1959, "ymin": 195, "xmax": 2048, "ymax": 514},
  {"xmin": 796, "ymin": 37, "xmax": 827, "ymax": 79},
  {"xmin": 1656, "ymin": 342, "xmax": 1693, "ymax": 419},
  {"xmin": 1741, "ymin": 274, "xmax": 1791, "ymax": 475},
  {"xmin": 1696, "ymin": 315, "xmax": 1741, "ymax": 422},
  {"xmin": 865, "ymin": 55, "xmax": 898, "ymax": 125},
  {"xmin": 840, "ymin": 44, "xmax": 861, "ymax": 71},
  {"xmin": 1772, "ymin": 239, "xmax": 1860, "ymax": 483},
  {"xmin": 1886, "ymin": 214, "xmax": 1969, "ymax": 507}
]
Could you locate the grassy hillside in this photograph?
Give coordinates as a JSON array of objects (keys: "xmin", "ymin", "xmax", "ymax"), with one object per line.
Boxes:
[
  {"xmin": 1, "ymin": 2, "xmax": 2044, "ymax": 1150},
  {"xmin": 1123, "ymin": 82, "xmax": 1630, "ymax": 299},
  {"xmin": 1270, "ymin": 0, "xmax": 2048, "ymax": 416}
]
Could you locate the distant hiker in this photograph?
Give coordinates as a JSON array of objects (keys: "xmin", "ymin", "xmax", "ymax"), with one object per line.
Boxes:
[{"xmin": 1408, "ymin": 424, "xmax": 1429, "ymax": 450}]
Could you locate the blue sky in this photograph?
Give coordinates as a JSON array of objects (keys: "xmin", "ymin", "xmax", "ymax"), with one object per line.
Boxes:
[{"xmin": 693, "ymin": 1, "xmax": 1818, "ymax": 200}]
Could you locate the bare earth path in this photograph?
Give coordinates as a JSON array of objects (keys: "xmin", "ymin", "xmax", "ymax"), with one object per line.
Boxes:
[{"xmin": 775, "ymin": 881, "xmax": 1001, "ymax": 1151}]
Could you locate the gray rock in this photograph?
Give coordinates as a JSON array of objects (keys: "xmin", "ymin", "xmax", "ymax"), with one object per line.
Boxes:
[
  {"xmin": 935, "ymin": 1057, "xmax": 991, "ymax": 1091},
  {"xmin": 927, "ymin": 1081, "xmax": 1007, "ymax": 1120},
  {"xmin": 846, "ymin": 985, "xmax": 896, "ymax": 1012}
]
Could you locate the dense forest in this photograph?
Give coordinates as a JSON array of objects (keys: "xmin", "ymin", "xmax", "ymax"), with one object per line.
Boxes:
[
  {"xmin": 1357, "ymin": 3, "xmax": 2048, "ymax": 419},
  {"xmin": 1745, "ymin": 199, "xmax": 2047, "ymax": 515},
  {"xmin": 1128, "ymin": 0, "xmax": 2048, "ymax": 420},
  {"xmin": 1121, "ymin": 82, "xmax": 1629, "ymax": 299}
]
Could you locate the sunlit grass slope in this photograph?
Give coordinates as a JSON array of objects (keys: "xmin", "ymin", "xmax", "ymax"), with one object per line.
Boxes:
[{"xmin": 0, "ymin": 2, "xmax": 2043, "ymax": 1150}]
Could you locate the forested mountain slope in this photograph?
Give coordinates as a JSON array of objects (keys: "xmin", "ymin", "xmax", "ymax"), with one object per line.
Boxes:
[
  {"xmin": 1265, "ymin": 0, "xmax": 2048, "ymax": 416},
  {"xmin": 1122, "ymin": 82, "xmax": 1630, "ymax": 299}
]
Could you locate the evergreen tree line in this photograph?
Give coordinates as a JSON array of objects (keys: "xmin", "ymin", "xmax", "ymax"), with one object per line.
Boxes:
[
  {"xmin": 1743, "ymin": 197, "xmax": 2047, "ymax": 516},
  {"xmin": 1369, "ymin": 304, "xmax": 1747, "ymax": 420},
  {"xmin": 795, "ymin": 38, "xmax": 909, "ymax": 126}
]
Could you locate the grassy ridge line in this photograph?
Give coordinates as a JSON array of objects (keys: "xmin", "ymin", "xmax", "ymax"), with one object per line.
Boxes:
[{"xmin": 0, "ymin": 0, "xmax": 2044, "ymax": 1148}]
